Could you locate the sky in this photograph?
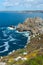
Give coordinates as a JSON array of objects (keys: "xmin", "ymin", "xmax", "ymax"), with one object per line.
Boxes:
[{"xmin": 0, "ymin": 0, "xmax": 43, "ymax": 11}]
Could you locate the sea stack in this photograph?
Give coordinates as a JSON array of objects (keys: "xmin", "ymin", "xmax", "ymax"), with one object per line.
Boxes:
[{"xmin": 8, "ymin": 25, "xmax": 15, "ymax": 30}]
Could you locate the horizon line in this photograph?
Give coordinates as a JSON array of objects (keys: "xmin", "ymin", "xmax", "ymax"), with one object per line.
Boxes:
[{"xmin": 0, "ymin": 10, "xmax": 43, "ymax": 11}]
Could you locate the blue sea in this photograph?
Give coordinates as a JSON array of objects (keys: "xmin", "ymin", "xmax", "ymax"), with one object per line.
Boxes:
[{"xmin": 0, "ymin": 12, "xmax": 43, "ymax": 56}]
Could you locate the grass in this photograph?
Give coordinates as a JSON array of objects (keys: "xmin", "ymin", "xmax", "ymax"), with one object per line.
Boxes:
[{"xmin": 23, "ymin": 55, "xmax": 43, "ymax": 65}]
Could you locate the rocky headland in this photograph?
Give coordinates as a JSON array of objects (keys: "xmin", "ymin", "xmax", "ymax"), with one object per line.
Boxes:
[{"xmin": 16, "ymin": 17, "xmax": 43, "ymax": 35}]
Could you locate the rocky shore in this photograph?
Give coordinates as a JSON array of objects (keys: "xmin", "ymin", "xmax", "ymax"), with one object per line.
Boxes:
[
  {"xmin": 0, "ymin": 17, "xmax": 43, "ymax": 65},
  {"xmin": 16, "ymin": 17, "xmax": 43, "ymax": 35}
]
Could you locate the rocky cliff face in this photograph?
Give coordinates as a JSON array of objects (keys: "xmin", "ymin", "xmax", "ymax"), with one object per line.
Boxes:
[{"xmin": 16, "ymin": 17, "xmax": 43, "ymax": 34}]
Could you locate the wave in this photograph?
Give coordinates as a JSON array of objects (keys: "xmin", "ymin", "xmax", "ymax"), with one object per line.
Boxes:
[
  {"xmin": 0, "ymin": 42, "xmax": 9, "ymax": 53},
  {"xmin": 15, "ymin": 30, "xmax": 29, "ymax": 37},
  {"xmin": 0, "ymin": 27, "xmax": 30, "ymax": 56}
]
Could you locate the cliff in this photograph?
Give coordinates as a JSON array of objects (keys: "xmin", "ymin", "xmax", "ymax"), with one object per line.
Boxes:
[{"xmin": 16, "ymin": 17, "xmax": 43, "ymax": 34}]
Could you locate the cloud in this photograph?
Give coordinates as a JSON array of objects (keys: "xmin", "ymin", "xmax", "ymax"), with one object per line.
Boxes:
[
  {"xmin": 37, "ymin": 4, "xmax": 43, "ymax": 8},
  {"xmin": 0, "ymin": 0, "xmax": 43, "ymax": 10},
  {"xmin": 3, "ymin": 1, "xmax": 13, "ymax": 7},
  {"xmin": 2, "ymin": 0, "xmax": 20, "ymax": 7}
]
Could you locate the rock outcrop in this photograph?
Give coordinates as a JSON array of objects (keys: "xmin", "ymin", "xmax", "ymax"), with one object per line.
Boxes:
[{"xmin": 16, "ymin": 17, "xmax": 43, "ymax": 34}]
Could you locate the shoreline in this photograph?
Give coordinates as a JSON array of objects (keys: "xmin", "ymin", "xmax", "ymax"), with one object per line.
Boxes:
[
  {"xmin": 0, "ymin": 17, "xmax": 43, "ymax": 65},
  {"xmin": 4, "ymin": 16, "xmax": 43, "ymax": 56}
]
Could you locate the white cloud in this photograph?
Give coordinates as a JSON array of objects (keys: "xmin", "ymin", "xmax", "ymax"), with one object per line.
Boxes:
[
  {"xmin": 37, "ymin": 4, "xmax": 43, "ymax": 8},
  {"xmin": 25, "ymin": 0, "xmax": 34, "ymax": 2},
  {"xmin": 0, "ymin": 0, "xmax": 43, "ymax": 10},
  {"xmin": 14, "ymin": 2, "xmax": 20, "ymax": 6},
  {"xmin": 2, "ymin": 0, "xmax": 20, "ymax": 7},
  {"xmin": 3, "ymin": 1, "xmax": 13, "ymax": 7}
]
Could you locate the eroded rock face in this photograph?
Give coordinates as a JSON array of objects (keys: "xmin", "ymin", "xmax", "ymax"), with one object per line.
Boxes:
[{"xmin": 16, "ymin": 17, "xmax": 43, "ymax": 34}]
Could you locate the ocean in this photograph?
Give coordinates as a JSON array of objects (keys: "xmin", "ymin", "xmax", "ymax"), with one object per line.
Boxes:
[
  {"xmin": 0, "ymin": 12, "xmax": 43, "ymax": 27},
  {"xmin": 0, "ymin": 12, "xmax": 43, "ymax": 56}
]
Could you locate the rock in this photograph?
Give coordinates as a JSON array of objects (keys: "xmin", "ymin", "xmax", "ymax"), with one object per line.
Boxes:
[
  {"xmin": 16, "ymin": 17, "xmax": 43, "ymax": 35},
  {"xmin": 8, "ymin": 25, "xmax": 15, "ymax": 30},
  {"xmin": 0, "ymin": 62, "xmax": 6, "ymax": 65}
]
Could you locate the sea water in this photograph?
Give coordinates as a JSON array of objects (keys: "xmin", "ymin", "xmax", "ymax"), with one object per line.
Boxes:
[{"xmin": 0, "ymin": 12, "xmax": 43, "ymax": 56}]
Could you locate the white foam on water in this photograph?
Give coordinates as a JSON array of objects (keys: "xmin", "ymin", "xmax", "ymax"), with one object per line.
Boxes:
[
  {"xmin": 15, "ymin": 30, "xmax": 29, "ymax": 37},
  {"xmin": 2, "ymin": 31, "xmax": 7, "ymax": 37},
  {"xmin": 0, "ymin": 42, "xmax": 9, "ymax": 53},
  {"xmin": 15, "ymin": 30, "xmax": 19, "ymax": 33},
  {"xmin": 7, "ymin": 26, "xmax": 16, "ymax": 30},
  {"xmin": 15, "ymin": 30, "xmax": 29, "ymax": 33},
  {"xmin": 23, "ymin": 33, "xmax": 29, "ymax": 37},
  {"xmin": 8, "ymin": 50, "xmax": 15, "ymax": 55},
  {"xmin": 27, "ymin": 36, "xmax": 30, "ymax": 44},
  {"xmin": 7, "ymin": 27, "xmax": 15, "ymax": 30},
  {"xmin": 0, "ymin": 27, "xmax": 30, "ymax": 55},
  {"xmin": 8, "ymin": 52, "xmax": 12, "ymax": 55},
  {"xmin": 12, "ymin": 50, "xmax": 15, "ymax": 52},
  {"xmin": 9, "ymin": 36, "xmax": 15, "ymax": 41},
  {"xmin": 8, "ymin": 35, "xmax": 17, "ymax": 42},
  {"xmin": 9, "ymin": 38, "xmax": 15, "ymax": 41},
  {"xmin": 19, "ymin": 31, "xmax": 29, "ymax": 38},
  {"xmin": 0, "ymin": 42, "xmax": 8, "ymax": 48},
  {"xmin": 15, "ymin": 30, "xmax": 25, "ymax": 33},
  {"xmin": 2, "ymin": 36, "xmax": 11, "ymax": 41},
  {"xmin": 2, "ymin": 35, "xmax": 13, "ymax": 41}
]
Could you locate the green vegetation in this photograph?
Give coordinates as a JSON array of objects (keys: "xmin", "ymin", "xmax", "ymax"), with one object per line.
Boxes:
[{"xmin": 23, "ymin": 55, "xmax": 43, "ymax": 65}]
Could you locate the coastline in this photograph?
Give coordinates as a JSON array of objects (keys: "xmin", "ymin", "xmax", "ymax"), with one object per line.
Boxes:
[
  {"xmin": 5, "ymin": 16, "xmax": 43, "ymax": 55},
  {"xmin": 0, "ymin": 30, "xmax": 43, "ymax": 65},
  {"xmin": 0, "ymin": 17, "xmax": 43, "ymax": 65}
]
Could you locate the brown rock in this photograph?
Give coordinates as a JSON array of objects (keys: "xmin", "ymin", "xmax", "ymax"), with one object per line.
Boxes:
[{"xmin": 16, "ymin": 17, "xmax": 43, "ymax": 35}]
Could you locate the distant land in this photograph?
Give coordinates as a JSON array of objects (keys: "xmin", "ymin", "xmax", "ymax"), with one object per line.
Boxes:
[
  {"xmin": 0, "ymin": 10, "xmax": 43, "ymax": 13},
  {"xmin": 17, "ymin": 10, "xmax": 43, "ymax": 13}
]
